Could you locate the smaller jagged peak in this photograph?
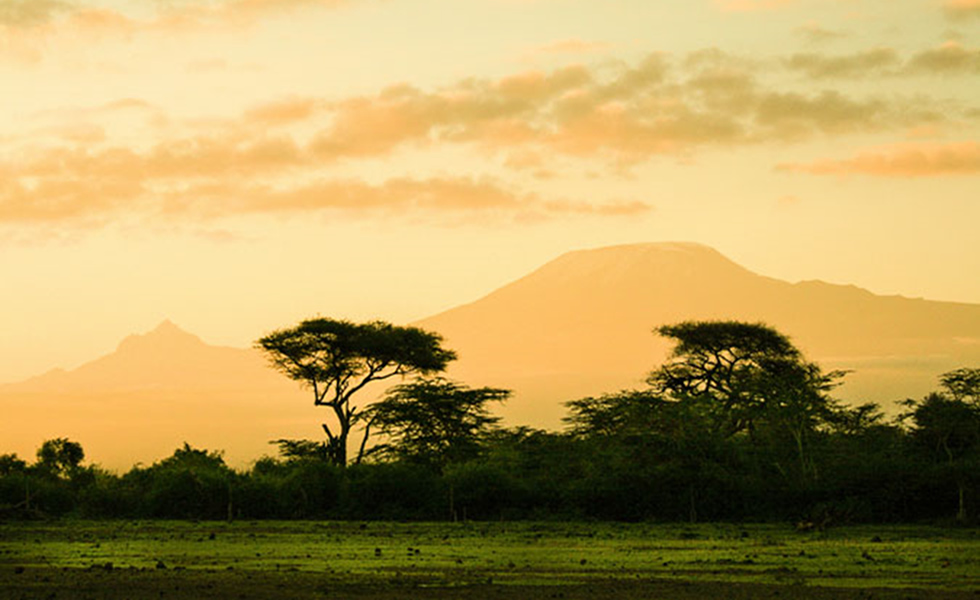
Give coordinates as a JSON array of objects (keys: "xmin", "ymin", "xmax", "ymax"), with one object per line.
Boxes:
[
  {"xmin": 116, "ymin": 319, "xmax": 205, "ymax": 353},
  {"xmin": 151, "ymin": 319, "xmax": 184, "ymax": 334}
]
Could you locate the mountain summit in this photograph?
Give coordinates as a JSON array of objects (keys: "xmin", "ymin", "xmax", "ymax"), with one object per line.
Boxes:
[
  {"xmin": 114, "ymin": 319, "xmax": 206, "ymax": 355},
  {"xmin": 417, "ymin": 242, "xmax": 980, "ymax": 427},
  {"xmin": 6, "ymin": 320, "xmax": 267, "ymax": 394},
  {"xmin": 527, "ymin": 242, "xmax": 753, "ymax": 286}
]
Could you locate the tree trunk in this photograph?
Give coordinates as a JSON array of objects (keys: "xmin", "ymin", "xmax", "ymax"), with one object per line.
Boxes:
[
  {"xmin": 957, "ymin": 481, "xmax": 967, "ymax": 522},
  {"xmin": 336, "ymin": 429, "xmax": 348, "ymax": 467},
  {"xmin": 356, "ymin": 420, "xmax": 373, "ymax": 465},
  {"xmin": 688, "ymin": 485, "xmax": 697, "ymax": 523}
]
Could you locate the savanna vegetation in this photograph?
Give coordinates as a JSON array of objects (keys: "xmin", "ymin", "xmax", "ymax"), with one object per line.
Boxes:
[
  {"xmin": 2, "ymin": 319, "xmax": 978, "ymax": 526},
  {"xmin": 2, "ymin": 520, "xmax": 978, "ymax": 599}
]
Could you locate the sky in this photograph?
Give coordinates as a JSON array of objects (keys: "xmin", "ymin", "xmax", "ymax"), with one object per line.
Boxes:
[{"xmin": 1, "ymin": 0, "xmax": 978, "ymax": 384}]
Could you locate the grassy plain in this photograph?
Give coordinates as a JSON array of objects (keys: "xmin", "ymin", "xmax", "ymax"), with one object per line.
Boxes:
[{"xmin": 0, "ymin": 520, "xmax": 978, "ymax": 599}]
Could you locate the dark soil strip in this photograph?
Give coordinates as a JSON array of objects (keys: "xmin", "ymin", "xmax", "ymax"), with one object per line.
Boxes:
[{"xmin": 1, "ymin": 567, "xmax": 977, "ymax": 600}]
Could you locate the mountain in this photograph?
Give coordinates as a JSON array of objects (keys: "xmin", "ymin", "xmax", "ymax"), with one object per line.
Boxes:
[
  {"xmin": 3, "ymin": 243, "xmax": 978, "ymax": 468},
  {"xmin": 416, "ymin": 242, "xmax": 980, "ymax": 427},
  {"xmin": 0, "ymin": 321, "xmax": 314, "ymax": 470},
  {"xmin": 7, "ymin": 320, "xmax": 273, "ymax": 393}
]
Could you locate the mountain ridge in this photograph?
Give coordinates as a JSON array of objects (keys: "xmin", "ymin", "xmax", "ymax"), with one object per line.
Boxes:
[
  {"xmin": 1, "ymin": 319, "xmax": 280, "ymax": 394},
  {"xmin": 2, "ymin": 241, "xmax": 978, "ymax": 467},
  {"xmin": 0, "ymin": 319, "xmax": 320, "ymax": 469},
  {"xmin": 415, "ymin": 242, "xmax": 980, "ymax": 426}
]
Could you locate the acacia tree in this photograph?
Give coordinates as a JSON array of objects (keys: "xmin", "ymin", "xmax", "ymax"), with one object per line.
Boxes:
[
  {"xmin": 256, "ymin": 318, "xmax": 456, "ymax": 467},
  {"xmin": 564, "ymin": 390, "xmax": 666, "ymax": 439},
  {"xmin": 35, "ymin": 438, "xmax": 85, "ymax": 480},
  {"xmin": 940, "ymin": 367, "xmax": 980, "ymax": 405},
  {"xmin": 648, "ymin": 321, "xmax": 843, "ymax": 437},
  {"xmin": 367, "ymin": 378, "xmax": 509, "ymax": 468},
  {"xmin": 647, "ymin": 321, "xmax": 844, "ymax": 484},
  {"xmin": 903, "ymin": 374, "xmax": 980, "ymax": 522}
]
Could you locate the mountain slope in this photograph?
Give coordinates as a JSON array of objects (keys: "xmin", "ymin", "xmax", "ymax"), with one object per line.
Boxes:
[
  {"xmin": 0, "ymin": 321, "xmax": 314, "ymax": 469},
  {"xmin": 416, "ymin": 242, "xmax": 980, "ymax": 427},
  {"xmin": 2, "ymin": 320, "xmax": 278, "ymax": 394},
  {"xmin": 3, "ymin": 243, "xmax": 978, "ymax": 467}
]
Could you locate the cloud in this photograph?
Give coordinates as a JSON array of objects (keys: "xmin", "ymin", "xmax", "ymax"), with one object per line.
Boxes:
[
  {"xmin": 235, "ymin": 177, "xmax": 531, "ymax": 215},
  {"xmin": 185, "ymin": 58, "xmax": 229, "ymax": 73},
  {"xmin": 755, "ymin": 91, "xmax": 888, "ymax": 137},
  {"xmin": 242, "ymin": 97, "xmax": 325, "ymax": 126},
  {"xmin": 299, "ymin": 52, "xmax": 939, "ymax": 162},
  {"xmin": 0, "ymin": 0, "xmax": 70, "ymax": 27},
  {"xmin": 0, "ymin": 0, "xmax": 348, "ymax": 39},
  {"xmin": 783, "ymin": 43, "xmax": 980, "ymax": 79},
  {"xmin": 151, "ymin": 0, "xmax": 347, "ymax": 28},
  {"xmin": 713, "ymin": 0, "xmax": 794, "ymax": 12},
  {"xmin": 794, "ymin": 21, "xmax": 847, "ymax": 44},
  {"xmin": 100, "ymin": 98, "xmax": 157, "ymax": 112},
  {"xmin": 30, "ymin": 98, "xmax": 161, "ymax": 124},
  {"xmin": 523, "ymin": 38, "xmax": 612, "ymax": 59},
  {"xmin": 231, "ymin": 177, "xmax": 653, "ymax": 221},
  {"xmin": 9, "ymin": 136, "xmax": 306, "ymax": 184},
  {"xmin": 0, "ymin": 173, "xmax": 145, "ymax": 225},
  {"xmin": 2, "ymin": 83, "xmax": 657, "ymax": 227},
  {"xmin": 0, "ymin": 168, "xmax": 651, "ymax": 226},
  {"xmin": 943, "ymin": 0, "xmax": 980, "ymax": 20},
  {"xmin": 786, "ymin": 48, "xmax": 900, "ymax": 79},
  {"xmin": 0, "ymin": 52, "xmax": 957, "ymax": 231},
  {"xmin": 775, "ymin": 141, "xmax": 980, "ymax": 177},
  {"xmin": 309, "ymin": 65, "xmax": 595, "ymax": 159},
  {"xmin": 906, "ymin": 41, "xmax": 980, "ymax": 74}
]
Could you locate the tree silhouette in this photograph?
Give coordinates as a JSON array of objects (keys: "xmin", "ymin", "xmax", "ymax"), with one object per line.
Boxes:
[
  {"xmin": 35, "ymin": 438, "xmax": 84, "ymax": 480},
  {"xmin": 904, "ymin": 390, "xmax": 980, "ymax": 521},
  {"xmin": 256, "ymin": 318, "xmax": 456, "ymax": 466},
  {"xmin": 367, "ymin": 378, "xmax": 508, "ymax": 468},
  {"xmin": 648, "ymin": 321, "xmax": 843, "ymax": 439},
  {"xmin": 648, "ymin": 321, "xmax": 844, "ymax": 485},
  {"xmin": 940, "ymin": 367, "xmax": 980, "ymax": 405}
]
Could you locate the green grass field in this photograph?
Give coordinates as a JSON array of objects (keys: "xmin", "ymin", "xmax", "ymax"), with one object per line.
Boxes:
[{"xmin": 1, "ymin": 521, "xmax": 978, "ymax": 599}]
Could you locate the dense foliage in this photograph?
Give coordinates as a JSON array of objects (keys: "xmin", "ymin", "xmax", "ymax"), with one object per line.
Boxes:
[
  {"xmin": 255, "ymin": 318, "xmax": 457, "ymax": 466},
  {"xmin": 3, "ymin": 321, "xmax": 978, "ymax": 525}
]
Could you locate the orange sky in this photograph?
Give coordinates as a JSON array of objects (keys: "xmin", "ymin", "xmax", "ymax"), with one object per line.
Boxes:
[{"xmin": 1, "ymin": 0, "xmax": 979, "ymax": 383}]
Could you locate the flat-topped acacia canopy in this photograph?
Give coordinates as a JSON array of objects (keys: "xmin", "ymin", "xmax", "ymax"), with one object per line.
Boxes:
[{"xmin": 256, "ymin": 318, "xmax": 456, "ymax": 466}]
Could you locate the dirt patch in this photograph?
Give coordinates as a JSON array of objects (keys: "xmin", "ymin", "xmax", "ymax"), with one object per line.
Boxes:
[{"xmin": 1, "ymin": 567, "xmax": 977, "ymax": 600}]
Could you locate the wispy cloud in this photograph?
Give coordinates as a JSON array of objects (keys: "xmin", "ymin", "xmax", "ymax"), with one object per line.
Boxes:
[
  {"xmin": 192, "ymin": 177, "xmax": 652, "ymax": 221},
  {"xmin": 906, "ymin": 41, "xmax": 980, "ymax": 74},
  {"xmin": 0, "ymin": 168, "xmax": 651, "ymax": 227},
  {"xmin": 149, "ymin": 0, "xmax": 348, "ymax": 28},
  {"xmin": 244, "ymin": 97, "xmax": 325, "ymax": 126},
  {"xmin": 0, "ymin": 0, "xmax": 71, "ymax": 27},
  {"xmin": 785, "ymin": 48, "xmax": 900, "ymax": 78},
  {"xmin": 943, "ymin": 0, "xmax": 980, "ymax": 20},
  {"xmin": 522, "ymin": 38, "xmax": 612, "ymax": 60},
  {"xmin": 776, "ymin": 141, "xmax": 980, "ymax": 177},
  {"xmin": 794, "ymin": 21, "xmax": 847, "ymax": 44},
  {"xmin": 0, "ymin": 0, "xmax": 348, "ymax": 38},
  {"xmin": 713, "ymin": 0, "xmax": 795, "ymax": 12},
  {"xmin": 784, "ymin": 42, "xmax": 980, "ymax": 78}
]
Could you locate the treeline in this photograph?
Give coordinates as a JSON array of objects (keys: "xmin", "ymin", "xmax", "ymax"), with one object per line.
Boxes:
[
  {"xmin": 1, "ymin": 320, "xmax": 978, "ymax": 524},
  {"xmin": 0, "ymin": 408, "xmax": 976, "ymax": 524}
]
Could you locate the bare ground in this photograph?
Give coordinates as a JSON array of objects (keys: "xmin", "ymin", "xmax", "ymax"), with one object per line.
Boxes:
[{"xmin": 2, "ymin": 566, "xmax": 978, "ymax": 600}]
